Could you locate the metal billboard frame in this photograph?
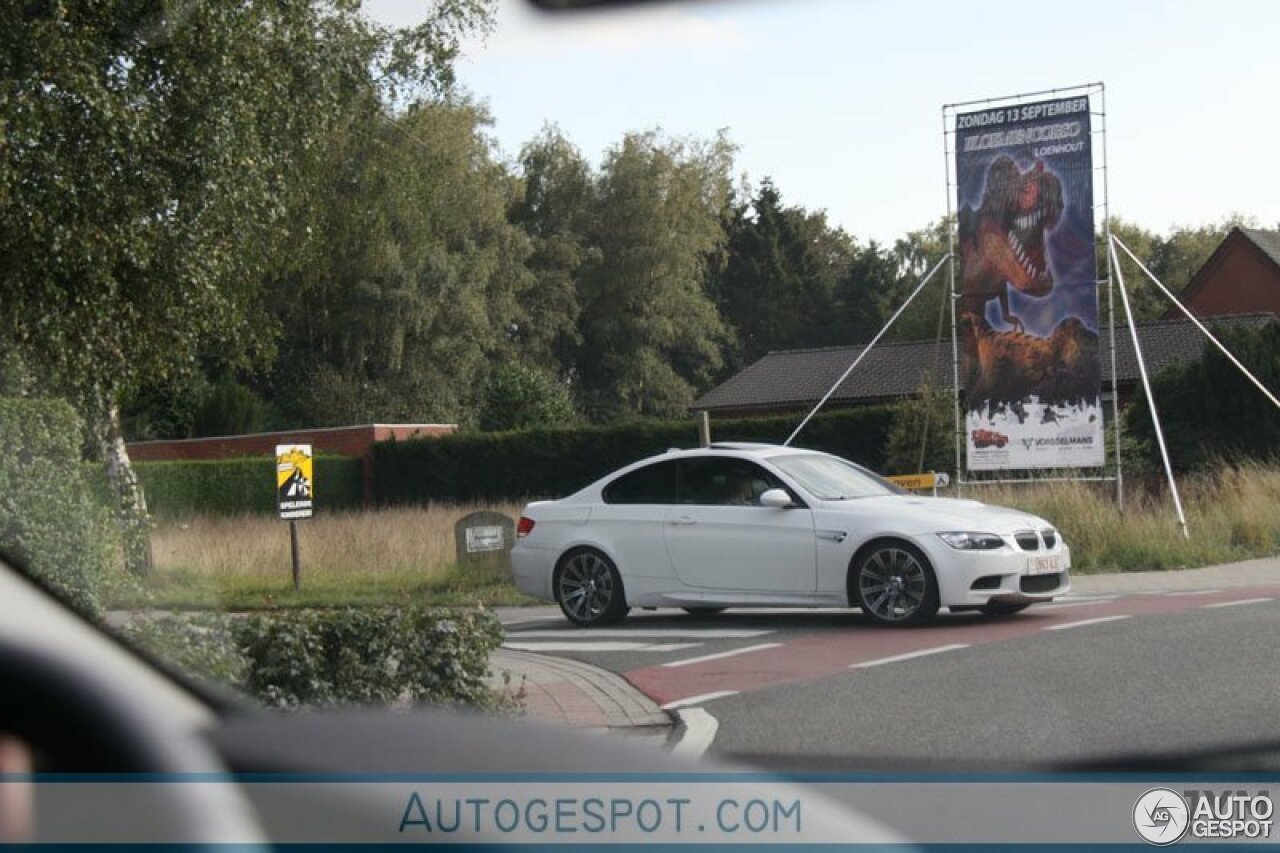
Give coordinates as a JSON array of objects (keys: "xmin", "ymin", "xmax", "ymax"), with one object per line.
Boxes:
[{"xmin": 942, "ymin": 82, "xmax": 1123, "ymax": 501}]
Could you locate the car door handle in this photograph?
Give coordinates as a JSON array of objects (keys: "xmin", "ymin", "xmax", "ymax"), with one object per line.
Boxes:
[{"xmin": 669, "ymin": 516, "xmax": 697, "ymax": 526}]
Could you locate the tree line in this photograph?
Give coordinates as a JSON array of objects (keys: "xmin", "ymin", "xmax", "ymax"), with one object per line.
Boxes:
[{"xmin": 119, "ymin": 113, "xmax": 1255, "ymax": 439}]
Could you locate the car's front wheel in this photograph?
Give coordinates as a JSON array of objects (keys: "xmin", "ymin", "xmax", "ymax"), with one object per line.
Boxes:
[
  {"xmin": 554, "ymin": 549, "xmax": 630, "ymax": 626},
  {"xmin": 851, "ymin": 541, "xmax": 939, "ymax": 627}
]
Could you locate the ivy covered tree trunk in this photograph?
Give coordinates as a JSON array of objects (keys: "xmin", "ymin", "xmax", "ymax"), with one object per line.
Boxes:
[{"xmin": 91, "ymin": 393, "xmax": 154, "ymax": 577}]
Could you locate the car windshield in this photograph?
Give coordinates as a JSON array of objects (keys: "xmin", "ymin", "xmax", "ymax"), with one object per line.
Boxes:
[
  {"xmin": 5, "ymin": 5, "xmax": 1280, "ymax": 846},
  {"xmin": 768, "ymin": 454, "xmax": 906, "ymax": 500}
]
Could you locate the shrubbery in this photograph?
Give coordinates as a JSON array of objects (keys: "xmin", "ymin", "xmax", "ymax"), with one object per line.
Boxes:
[
  {"xmin": 133, "ymin": 455, "xmax": 364, "ymax": 517},
  {"xmin": 1127, "ymin": 320, "xmax": 1280, "ymax": 471},
  {"xmin": 0, "ymin": 398, "xmax": 112, "ymax": 614},
  {"xmin": 124, "ymin": 605, "xmax": 505, "ymax": 710},
  {"xmin": 373, "ymin": 406, "xmax": 896, "ymax": 503}
]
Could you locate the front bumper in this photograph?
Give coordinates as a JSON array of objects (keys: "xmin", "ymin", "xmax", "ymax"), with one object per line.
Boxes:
[{"xmin": 921, "ymin": 538, "xmax": 1072, "ymax": 606}]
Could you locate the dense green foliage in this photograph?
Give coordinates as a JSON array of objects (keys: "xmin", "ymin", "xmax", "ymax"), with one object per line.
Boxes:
[
  {"xmin": 882, "ymin": 380, "xmax": 956, "ymax": 476},
  {"xmin": 479, "ymin": 364, "xmax": 578, "ymax": 432},
  {"xmin": 124, "ymin": 606, "xmax": 505, "ymax": 709},
  {"xmin": 0, "ymin": 398, "xmax": 111, "ymax": 613},
  {"xmin": 1127, "ymin": 321, "xmax": 1280, "ymax": 470},
  {"xmin": 373, "ymin": 408, "xmax": 895, "ymax": 504},
  {"xmin": 131, "ymin": 456, "xmax": 364, "ymax": 518}
]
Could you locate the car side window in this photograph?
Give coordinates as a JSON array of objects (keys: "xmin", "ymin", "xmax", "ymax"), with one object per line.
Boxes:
[
  {"xmin": 602, "ymin": 460, "xmax": 678, "ymax": 505},
  {"xmin": 678, "ymin": 457, "xmax": 785, "ymax": 506}
]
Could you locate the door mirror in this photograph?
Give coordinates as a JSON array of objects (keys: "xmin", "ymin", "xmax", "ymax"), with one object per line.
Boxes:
[{"xmin": 759, "ymin": 488, "xmax": 794, "ymax": 509}]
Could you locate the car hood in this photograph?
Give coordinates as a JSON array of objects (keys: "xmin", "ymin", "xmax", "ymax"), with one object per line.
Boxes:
[{"xmin": 817, "ymin": 495, "xmax": 1051, "ymax": 535}]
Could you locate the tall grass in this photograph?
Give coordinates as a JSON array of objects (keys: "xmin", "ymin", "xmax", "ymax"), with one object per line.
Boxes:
[
  {"xmin": 967, "ymin": 462, "xmax": 1280, "ymax": 572},
  {"xmin": 125, "ymin": 502, "xmax": 531, "ymax": 609}
]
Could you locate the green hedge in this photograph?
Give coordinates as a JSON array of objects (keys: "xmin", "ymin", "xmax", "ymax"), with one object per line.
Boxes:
[
  {"xmin": 0, "ymin": 397, "xmax": 111, "ymax": 614},
  {"xmin": 373, "ymin": 406, "xmax": 896, "ymax": 504},
  {"xmin": 134, "ymin": 455, "xmax": 364, "ymax": 517},
  {"xmin": 123, "ymin": 605, "xmax": 505, "ymax": 709}
]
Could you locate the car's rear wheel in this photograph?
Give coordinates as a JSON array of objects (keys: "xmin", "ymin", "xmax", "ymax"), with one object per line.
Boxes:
[
  {"xmin": 554, "ymin": 549, "xmax": 630, "ymax": 626},
  {"xmin": 851, "ymin": 541, "xmax": 939, "ymax": 627},
  {"xmin": 980, "ymin": 601, "xmax": 1031, "ymax": 617},
  {"xmin": 681, "ymin": 607, "xmax": 726, "ymax": 616}
]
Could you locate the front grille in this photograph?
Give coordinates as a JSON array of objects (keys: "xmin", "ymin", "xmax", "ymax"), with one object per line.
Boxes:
[
  {"xmin": 1014, "ymin": 530, "xmax": 1040, "ymax": 551},
  {"xmin": 1042, "ymin": 528, "xmax": 1057, "ymax": 549},
  {"xmin": 1020, "ymin": 572, "xmax": 1062, "ymax": 594}
]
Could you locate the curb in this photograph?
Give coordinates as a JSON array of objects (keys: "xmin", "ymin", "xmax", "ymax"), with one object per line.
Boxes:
[{"xmin": 488, "ymin": 647, "xmax": 672, "ymax": 733}]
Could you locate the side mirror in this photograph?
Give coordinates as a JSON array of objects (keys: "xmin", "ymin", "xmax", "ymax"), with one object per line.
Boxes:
[{"xmin": 759, "ymin": 488, "xmax": 794, "ymax": 509}]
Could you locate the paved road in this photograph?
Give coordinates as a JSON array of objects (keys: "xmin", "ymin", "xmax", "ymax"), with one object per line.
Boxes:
[{"xmin": 497, "ymin": 583, "xmax": 1280, "ymax": 771}]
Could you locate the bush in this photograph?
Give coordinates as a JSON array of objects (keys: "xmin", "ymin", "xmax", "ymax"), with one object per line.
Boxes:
[
  {"xmin": 479, "ymin": 364, "xmax": 578, "ymax": 432},
  {"xmin": 133, "ymin": 455, "xmax": 365, "ymax": 517},
  {"xmin": 123, "ymin": 605, "xmax": 505, "ymax": 709},
  {"xmin": 882, "ymin": 380, "xmax": 954, "ymax": 476},
  {"xmin": 1127, "ymin": 320, "xmax": 1280, "ymax": 470},
  {"xmin": 0, "ymin": 397, "xmax": 111, "ymax": 614},
  {"xmin": 373, "ymin": 406, "xmax": 896, "ymax": 503}
]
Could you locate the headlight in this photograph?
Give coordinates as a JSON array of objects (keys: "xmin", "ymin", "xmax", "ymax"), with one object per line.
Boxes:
[{"xmin": 937, "ymin": 531, "xmax": 1007, "ymax": 550}]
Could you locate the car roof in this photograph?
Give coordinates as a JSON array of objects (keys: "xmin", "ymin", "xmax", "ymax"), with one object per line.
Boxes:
[{"xmin": 655, "ymin": 443, "xmax": 818, "ymax": 461}]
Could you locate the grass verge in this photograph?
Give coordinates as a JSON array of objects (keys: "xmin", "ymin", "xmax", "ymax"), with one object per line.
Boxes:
[
  {"xmin": 106, "ymin": 504, "xmax": 539, "ymax": 610},
  {"xmin": 965, "ymin": 462, "xmax": 1280, "ymax": 572}
]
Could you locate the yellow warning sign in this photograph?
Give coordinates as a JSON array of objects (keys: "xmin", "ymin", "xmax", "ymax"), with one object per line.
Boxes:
[
  {"xmin": 276, "ymin": 444, "xmax": 314, "ymax": 520},
  {"xmin": 887, "ymin": 472, "xmax": 949, "ymax": 492}
]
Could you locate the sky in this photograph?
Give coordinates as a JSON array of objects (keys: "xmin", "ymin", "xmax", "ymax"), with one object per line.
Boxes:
[{"xmin": 367, "ymin": 0, "xmax": 1280, "ymax": 246}]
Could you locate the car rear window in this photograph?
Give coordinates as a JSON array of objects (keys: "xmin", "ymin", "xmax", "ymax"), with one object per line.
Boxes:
[{"xmin": 602, "ymin": 460, "xmax": 678, "ymax": 505}]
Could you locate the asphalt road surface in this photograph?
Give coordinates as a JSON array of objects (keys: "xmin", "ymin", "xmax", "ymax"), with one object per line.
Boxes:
[{"xmin": 499, "ymin": 585, "xmax": 1280, "ymax": 772}]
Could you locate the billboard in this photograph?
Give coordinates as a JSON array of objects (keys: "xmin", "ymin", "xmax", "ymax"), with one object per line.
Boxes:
[{"xmin": 954, "ymin": 96, "xmax": 1105, "ymax": 470}]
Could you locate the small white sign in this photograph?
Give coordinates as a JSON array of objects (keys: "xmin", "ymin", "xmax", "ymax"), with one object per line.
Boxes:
[{"xmin": 465, "ymin": 525, "xmax": 505, "ymax": 553}]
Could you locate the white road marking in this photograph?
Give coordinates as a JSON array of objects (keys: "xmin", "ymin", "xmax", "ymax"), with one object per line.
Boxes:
[
  {"xmin": 1044, "ymin": 615, "xmax": 1131, "ymax": 631},
  {"xmin": 1056, "ymin": 594, "xmax": 1120, "ymax": 602},
  {"xmin": 502, "ymin": 641, "xmax": 699, "ymax": 653},
  {"xmin": 662, "ymin": 642, "xmax": 783, "ymax": 668},
  {"xmin": 1201, "ymin": 597, "xmax": 1274, "ymax": 609},
  {"xmin": 850, "ymin": 644, "xmax": 969, "ymax": 669},
  {"xmin": 669, "ymin": 708, "xmax": 718, "ymax": 758},
  {"xmin": 1164, "ymin": 589, "xmax": 1224, "ymax": 596},
  {"xmin": 660, "ymin": 691, "xmax": 739, "ymax": 710},
  {"xmin": 508, "ymin": 628, "xmax": 773, "ymax": 639},
  {"xmin": 1037, "ymin": 600, "xmax": 1118, "ymax": 611}
]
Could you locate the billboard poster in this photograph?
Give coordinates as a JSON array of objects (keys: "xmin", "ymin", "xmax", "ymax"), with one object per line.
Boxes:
[{"xmin": 954, "ymin": 95, "xmax": 1105, "ymax": 470}]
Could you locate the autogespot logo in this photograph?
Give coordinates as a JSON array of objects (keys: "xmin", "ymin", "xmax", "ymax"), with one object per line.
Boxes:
[{"xmin": 1134, "ymin": 788, "xmax": 1190, "ymax": 845}]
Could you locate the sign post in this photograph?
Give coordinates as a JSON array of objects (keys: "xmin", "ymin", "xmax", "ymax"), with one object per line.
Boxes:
[{"xmin": 276, "ymin": 444, "xmax": 314, "ymax": 590}]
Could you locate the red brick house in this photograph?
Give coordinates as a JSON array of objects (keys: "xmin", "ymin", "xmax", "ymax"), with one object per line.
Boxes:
[{"xmin": 1167, "ymin": 227, "xmax": 1280, "ymax": 319}]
